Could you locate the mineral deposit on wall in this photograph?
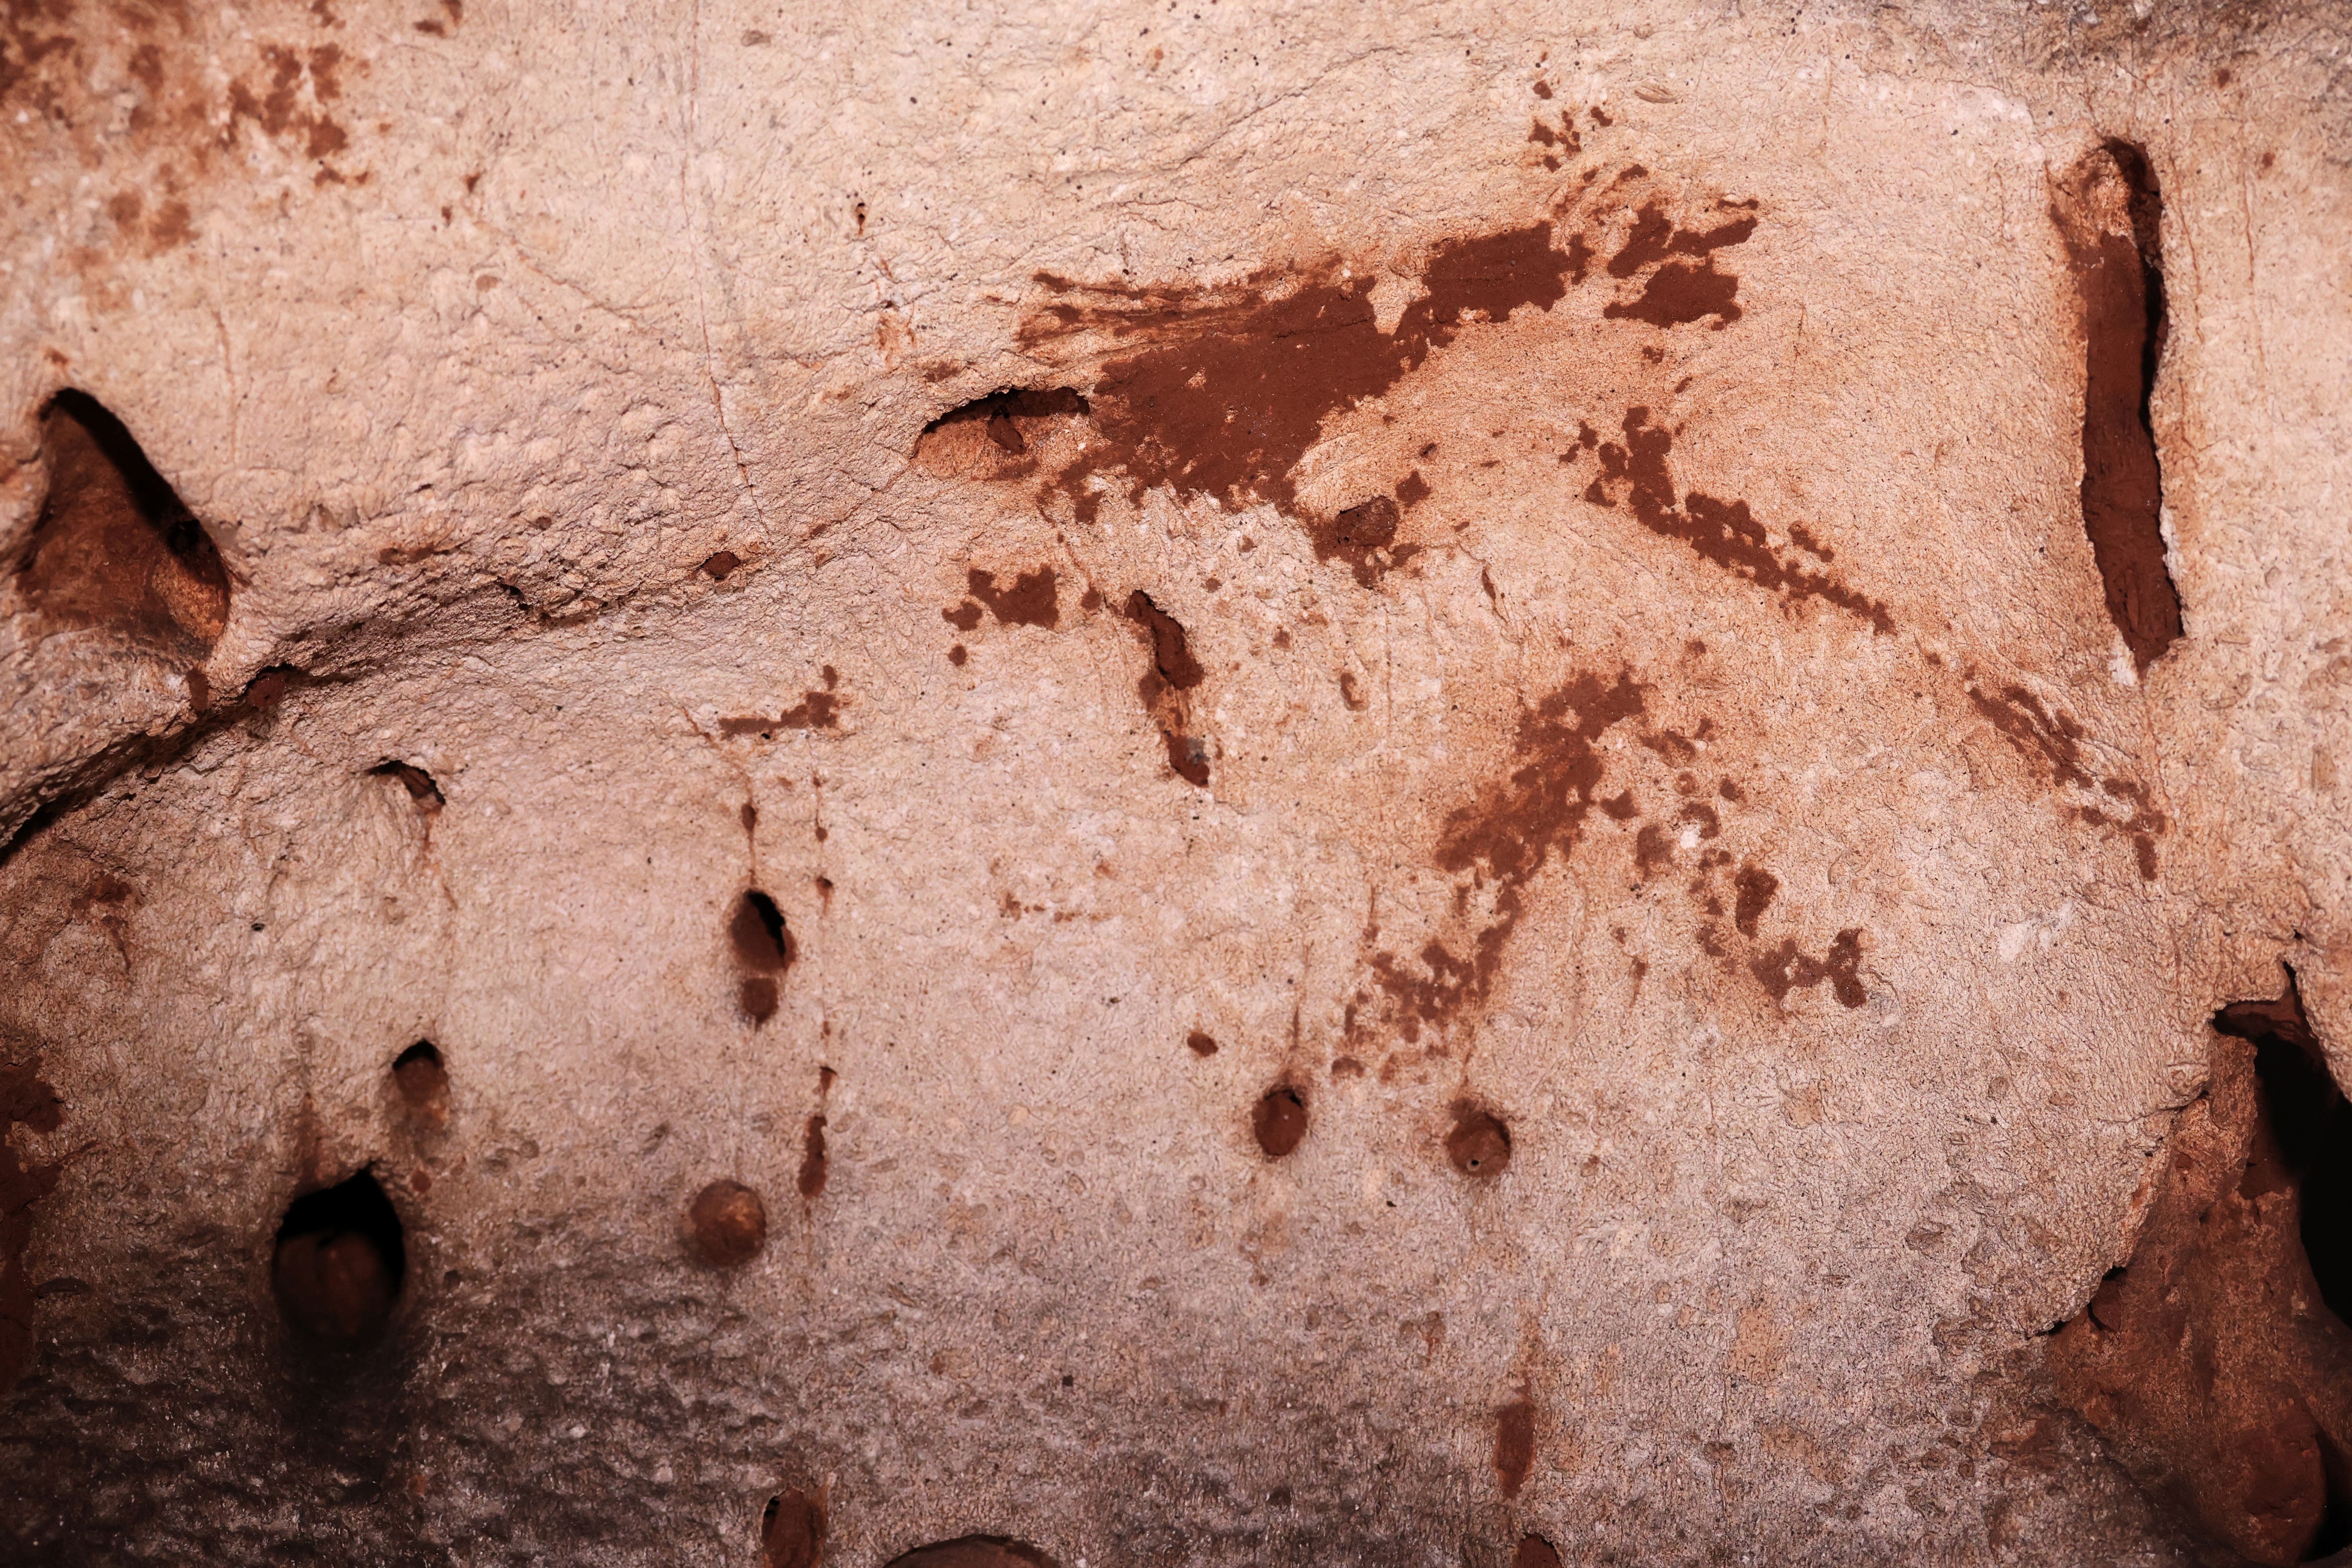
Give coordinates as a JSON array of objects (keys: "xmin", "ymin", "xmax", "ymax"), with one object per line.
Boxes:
[{"xmin": 3, "ymin": 1, "xmax": 2351, "ymax": 1564}]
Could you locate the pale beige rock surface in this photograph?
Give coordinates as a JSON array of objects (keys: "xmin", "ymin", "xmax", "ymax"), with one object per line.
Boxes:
[{"xmin": 2, "ymin": 0, "xmax": 2350, "ymax": 1563}]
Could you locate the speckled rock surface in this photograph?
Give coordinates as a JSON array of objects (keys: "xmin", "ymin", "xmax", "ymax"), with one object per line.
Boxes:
[{"xmin": 3, "ymin": 1, "xmax": 2350, "ymax": 1563}]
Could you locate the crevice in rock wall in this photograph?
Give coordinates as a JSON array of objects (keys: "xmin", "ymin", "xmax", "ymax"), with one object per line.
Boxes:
[
  {"xmin": 912, "ymin": 388, "xmax": 1091, "ymax": 480},
  {"xmin": 2049, "ymin": 971, "xmax": 2352, "ymax": 1565},
  {"xmin": 272, "ymin": 1169, "xmax": 405, "ymax": 1348},
  {"xmin": 2054, "ymin": 141, "xmax": 2183, "ymax": 675},
  {"xmin": 15, "ymin": 390, "xmax": 230, "ymax": 656}
]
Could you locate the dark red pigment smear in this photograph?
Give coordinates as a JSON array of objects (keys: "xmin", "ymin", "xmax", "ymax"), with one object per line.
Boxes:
[
  {"xmin": 2058, "ymin": 142, "xmax": 2182, "ymax": 674},
  {"xmin": 968, "ymin": 566, "xmax": 1059, "ymax": 628},
  {"xmin": 18, "ymin": 390, "xmax": 231, "ymax": 655},
  {"xmin": 1600, "ymin": 199, "xmax": 1756, "ymax": 328},
  {"xmin": 1025, "ymin": 223, "xmax": 1583, "ymax": 529},
  {"xmin": 1583, "ymin": 407, "xmax": 1892, "ymax": 632},
  {"xmin": 1494, "ymin": 1397, "xmax": 1537, "ymax": 1497},
  {"xmin": 0, "ymin": 1057, "xmax": 64, "ymax": 1392},
  {"xmin": 1732, "ymin": 864, "xmax": 1779, "ymax": 937},
  {"xmin": 1966, "ymin": 679, "xmax": 2165, "ymax": 879},
  {"xmin": 1373, "ymin": 671, "xmax": 1646, "ymax": 1039},
  {"xmin": 760, "ymin": 1489, "xmax": 826, "ymax": 1568},
  {"xmin": 2051, "ymin": 975, "xmax": 2352, "ymax": 1564},
  {"xmin": 1127, "ymin": 590, "xmax": 1209, "ymax": 786},
  {"xmin": 797, "ymin": 1114, "xmax": 829, "ymax": 1200},
  {"xmin": 1749, "ymin": 928, "xmax": 1866, "ymax": 1009}
]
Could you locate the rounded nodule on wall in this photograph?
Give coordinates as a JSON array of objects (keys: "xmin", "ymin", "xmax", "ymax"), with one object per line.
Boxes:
[
  {"xmin": 688, "ymin": 1179, "xmax": 768, "ymax": 1267},
  {"xmin": 1253, "ymin": 1084, "xmax": 1308, "ymax": 1160}
]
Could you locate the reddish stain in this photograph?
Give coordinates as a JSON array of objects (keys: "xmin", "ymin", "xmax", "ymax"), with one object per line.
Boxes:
[
  {"xmin": 1750, "ymin": 928, "xmax": 1866, "ymax": 1009},
  {"xmin": 947, "ymin": 644, "xmax": 968, "ymax": 666},
  {"xmin": 1967, "ymin": 679, "xmax": 2164, "ymax": 879},
  {"xmin": 719, "ymin": 683, "xmax": 841, "ymax": 736},
  {"xmin": 797, "ymin": 1114, "xmax": 829, "ymax": 1199},
  {"xmin": 1371, "ymin": 671, "xmax": 1646, "ymax": 1039},
  {"xmin": 1732, "ymin": 865, "xmax": 1779, "ymax": 936},
  {"xmin": 1253, "ymin": 1084, "xmax": 1308, "ymax": 1159},
  {"xmin": 1494, "ymin": 1397, "xmax": 1537, "ymax": 1497},
  {"xmin": 965, "ymin": 566, "xmax": 1059, "ymax": 629},
  {"xmin": 1023, "ymin": 221, "xmax": 1585, "ymax": 534},
  {"xmin": 1583, "ymin": 407, "xmax": 1893, "ymax": 632},
  {"xmin": 1127, "ymin": 590, "xmax": 1209, "ymax": 786},
  {"xmin": 1186, "ymin": 1030, "xmax": 1218, "ymax": 1057}
]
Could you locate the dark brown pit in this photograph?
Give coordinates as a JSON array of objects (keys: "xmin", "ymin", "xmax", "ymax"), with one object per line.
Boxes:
[
  {"xmin": 391, "ymin": 1041, "xmax": 448, "ymax": 1129},
  {"xmin": 1514, "ymin": 1536, "xmax": 1563, "ymax": 1568},
  {"xmin": 702, "ymin": 549, "xmax": 742, "ymax": 580},
  {"xmin": 760, "ymin": 1487, "xmax": 825, "ymax": 1568},
  {"xmin": 688, "ymin": 1179, "xmax": 767, "ymax": 1267},
  {"xmin": 885, "ymin": 1537, "xmax": 1063, "ymax": 1568},
  {"xmin": 273, "ymin": 1169, "xmax": 405, "ymax": 1345},
  {"xmin": 1253, "ymin": 1084, "xmax": 1307, "ymax": 1159},
  {"xmin": 1446, "ymin": 1106, "xmax": 1512, "ymax": 1177},
  {"xmin": 1186, "ymin": 1030, "xmax": 1218, "ymax": 1057}
]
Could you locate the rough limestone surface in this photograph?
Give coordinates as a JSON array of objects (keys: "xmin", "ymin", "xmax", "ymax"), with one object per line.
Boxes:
[{"xmin": 2, "ymin": 0, "xmax": 2350, "ymax": 1564}]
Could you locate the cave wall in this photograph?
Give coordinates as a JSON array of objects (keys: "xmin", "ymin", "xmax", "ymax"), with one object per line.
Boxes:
[{"xmin": 3, "ymin": 1, "xmax": 2351, "ymax": 1563}]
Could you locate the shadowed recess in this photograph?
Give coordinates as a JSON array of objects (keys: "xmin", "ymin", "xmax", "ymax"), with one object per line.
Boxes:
[
  {"xmin": 272, "ymin": 1169, "xmax": 405, "ymax": 1346},
  {"xmin": 391, "ymin": 1040, "xmax": 448, "ymax": 1129},
  {"xmin": 885, "ymin": 1537, "xmax": 1062, "ymax": 1568},
  {"xmin": 17, "ymin": 390, "xmax": 231, "ymax": 654},
  {"xmin": 760, "ymin": 1487, "xmax": 825, "ymax": 1568},
  {"xmin": 2055, "ymin": 140, "xmax": 2182, "ymax": 673}
]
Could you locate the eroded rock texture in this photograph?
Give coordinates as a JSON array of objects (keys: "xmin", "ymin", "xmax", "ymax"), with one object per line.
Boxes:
[{"xmin": 2, "ymin": 0, "xmax": 2351, "ymax": 1563}]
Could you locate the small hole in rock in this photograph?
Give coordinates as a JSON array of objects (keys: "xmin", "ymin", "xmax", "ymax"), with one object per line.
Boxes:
[
  {"xmin": 688, "ymin": 1179, "xmax": 767, "ymax": 1267},
  {"xmin": 1446, "ymin": 1105, "xmax": 1512, "ymax": 1177},
  {"xmin": 391, "ymin": 1041, "xmax": 448, "ymax": 1128},
  {"xmin": 885, "ymin": 1537, "xmax": 1063, "ymax": 1568},
  {"xmin": 1253, "ymin": 1083, "xmax": 1307, "ymax": 1159},
  {"xmin": 273, "ymin": 1169, "xmax": 405, "ymax": 1346},
  {"xmin": 1514, "ymin": 1536, "xmax": 1563, "ymax": 1568},
  {"xmin": 369, "ymin": 760, "xmax": 444, "ymax": 812},
  {"xmin": 759, "ymin": 1487, "xmax": 825, "ymax": 1568}
]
